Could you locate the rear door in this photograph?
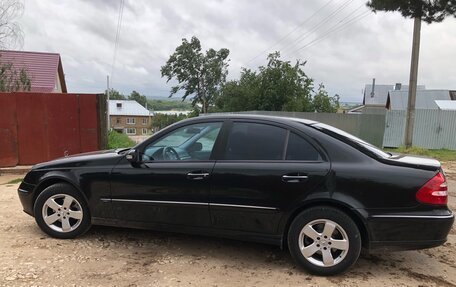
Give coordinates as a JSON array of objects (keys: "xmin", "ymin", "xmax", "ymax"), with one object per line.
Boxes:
[{"xmin": 210, "ymin": 120, "xmax": 330, "ymax": 234}]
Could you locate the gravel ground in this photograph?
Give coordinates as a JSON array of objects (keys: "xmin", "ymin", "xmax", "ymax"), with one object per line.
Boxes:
[{"xmin": 0, "ymin": 171, "xmax": 455, "ymax": 287}]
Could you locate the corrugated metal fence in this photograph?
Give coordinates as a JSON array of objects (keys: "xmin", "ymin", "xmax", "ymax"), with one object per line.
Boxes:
[
  {"xmin": 0, "ymin": 92, "xmax": 107, "ymax": 167},
  {"xmin": 383, "ymin": 110, "xmax": 456, "ymax": 149},
  {"xmin": 219, "ymin": 110, "xmax": 456, "ymax": 150}
]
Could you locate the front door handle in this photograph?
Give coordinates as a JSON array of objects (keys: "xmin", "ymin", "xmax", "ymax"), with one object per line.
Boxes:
[
  {"xmin": 282, "ymin": 174, "xmax": 308, "ymax": 183},
  {"xmin": 187, "ymin": 172, "xmax": 210, "ymax": 180}
]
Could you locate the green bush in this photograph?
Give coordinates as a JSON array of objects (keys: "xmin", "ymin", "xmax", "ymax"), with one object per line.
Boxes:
[
  {"xmin": 385, "ymin": 146, "xmax": 456, "ymax": 161},
  {"xmin": 108, "ymin": 130, "xmax": 135, "ymax": 149}
]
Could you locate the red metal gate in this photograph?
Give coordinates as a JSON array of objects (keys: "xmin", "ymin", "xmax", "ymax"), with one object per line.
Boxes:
[{"xmin": 0, "ymin": 92, "xmax": 106, "ymax": 167}]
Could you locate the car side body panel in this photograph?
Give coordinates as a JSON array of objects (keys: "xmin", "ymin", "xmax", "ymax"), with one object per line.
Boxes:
[{"xmin": 17, "ymin": 115, "xmax": 454, "ymax": 251}]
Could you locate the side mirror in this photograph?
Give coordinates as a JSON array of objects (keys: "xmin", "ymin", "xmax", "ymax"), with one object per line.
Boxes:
[
  {"xmin": 189, "ymin": 142, "xmax": 203, "ymax": 152},
  {"xmin": 125, "ymin": 149, "xmax": 139, "ymax": 163}
]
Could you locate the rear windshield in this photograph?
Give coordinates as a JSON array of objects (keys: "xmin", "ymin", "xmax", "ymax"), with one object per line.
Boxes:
[{"xmin": 311, "ymin": 123, "xmax": 391, "ymax": 159}]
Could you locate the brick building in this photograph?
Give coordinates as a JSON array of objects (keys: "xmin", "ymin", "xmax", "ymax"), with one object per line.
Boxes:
[{"xmin": 109, "ymin": 100, "xmax": 151, "ymax": 135}]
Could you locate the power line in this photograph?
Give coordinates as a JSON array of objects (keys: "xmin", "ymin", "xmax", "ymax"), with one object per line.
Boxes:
[
  {"xmin": 288, "ymin": 9, "xmax": 370, "ymax": 55},
  {"xmin": 110, "ymin": 0, "xmax": 125, "ymax": 84},
  {"xmin": 279, "ymin": 0, "xmax": 356, "ymax": 56},
  {"xmin": 244, "ymin": 0, "xmax": 335, "ymax": 67}
]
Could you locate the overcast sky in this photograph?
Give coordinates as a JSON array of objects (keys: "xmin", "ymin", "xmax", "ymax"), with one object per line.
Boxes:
[{"xmin": 18, "ymin": 0, "xmax": 456, "ymax": 102}]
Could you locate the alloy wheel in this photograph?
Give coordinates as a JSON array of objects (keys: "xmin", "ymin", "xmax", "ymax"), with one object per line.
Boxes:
[
  {"xmin": 41, "ymin": 194, "xmax": 83, "ymax": 233},
  {"xmin": 298, "ymin": 219, "xmax": 349, "ymax": 267}
]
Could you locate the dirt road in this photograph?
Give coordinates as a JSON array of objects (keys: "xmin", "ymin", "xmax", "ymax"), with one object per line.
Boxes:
[{"xmin": 0, "ymin": 173, "xmax": 455, "ymax": 287}]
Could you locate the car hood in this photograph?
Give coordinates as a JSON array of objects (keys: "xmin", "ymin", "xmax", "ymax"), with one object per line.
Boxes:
[
  {"xmin": 32, "ymin": 149, "xmax": 128, "ymax": 170},
  {"xmin": 383, "ymin": 154, "xmax": 441, "ymax": 171}
]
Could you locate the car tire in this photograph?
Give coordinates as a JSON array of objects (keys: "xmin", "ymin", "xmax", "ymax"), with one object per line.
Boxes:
[
  {"xmin": 34, "ymin": 183, "xmax": 91, "ymax": 239},
  {"xmin": 287, "ymin": 206, "xmax": 361, "ymax": 275}
]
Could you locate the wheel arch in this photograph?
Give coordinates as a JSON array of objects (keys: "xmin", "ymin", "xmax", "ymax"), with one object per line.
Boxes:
[
  {"xmin": 33, "ymin": 176, "xmax": 89, "ymax": 215},
  {"xmin": 281, "ymin": 200, "xmax": 370, "ymax": 249}
]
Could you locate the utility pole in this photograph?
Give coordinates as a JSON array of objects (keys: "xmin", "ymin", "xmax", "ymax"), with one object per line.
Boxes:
[
  {"xmin": 107, "ymin": 75, "xmax": 110, "ymax": 133},
  {"xmin": 404, "ymin": 17, "xmax": 421, "ymax": 148}
]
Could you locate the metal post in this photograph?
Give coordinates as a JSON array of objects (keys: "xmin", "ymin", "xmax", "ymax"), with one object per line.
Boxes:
[
  {"xmin": 404, "ymin": 17, "xmax": 421, "ymax": 148},
  {"xmin": 107, "ymin": 75, "xmax": 110, "ymax": 133}
]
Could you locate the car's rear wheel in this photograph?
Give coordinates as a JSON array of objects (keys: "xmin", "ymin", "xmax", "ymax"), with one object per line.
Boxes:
[
  {"xmin": 287, "ymin": 206, "xmax": 361, "ymax": 275},
  {"xmin": 34, "ymin": 183, "xmax": 91, "ymax": 239}
]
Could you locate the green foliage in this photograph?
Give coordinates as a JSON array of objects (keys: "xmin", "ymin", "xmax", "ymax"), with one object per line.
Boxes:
[
  {"xmin": 108, "ymin": 130, "xmax": 135, "ymax": 149},
  {"xmin": 151, "ymin": 113, "xmax": 188, "ymax": 130},
  {"xmin": 146, "ymin": 99, "xmax": 192, "ymax": 111},
  {"xmin": 106, "ymin": 88, "xmax": 126, "ymax": 100},
  {"xmin": 128, "ymin": 90, "xmax": 147, "ymax": 107},
  {"xmin": 367, "ymin": 0, "xmax": 456, "ymax": 23},
  {"xmin": 3, "ymin": 178, "xmax": 23, "ymax": 185},
  {"xmin": 312, "ymin": 84, "xmax": 340, "ymax": 113},
  {"xmin": 384, "ymin": 146, "xmax": 456, "ymax": 161},
  {"xmin": 215, "ymin": 52, "xmax": 339, "ymax": 113},
  {"xmin": 0, "ymin": 61, "xmax": 31, "ymax": 92},
  {"xmin": 161, "ymin": 36, "xmax": 230, "ymax": 113}
]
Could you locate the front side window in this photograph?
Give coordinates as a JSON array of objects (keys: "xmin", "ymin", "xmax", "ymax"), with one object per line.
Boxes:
[
  {"xmin": 224, "ymin": 122, "xmax": 287, "ymax": 160},
  {"xmin": 143, "ymin": 122, "xmax": 222, "ymax": 161},
  {"xmin": 142, "ymin": 118, "xmax": 148, "ymax": 125},
  {"xmin": 127, "ymin": 118, "xmax": 135, "ymax": 124}
]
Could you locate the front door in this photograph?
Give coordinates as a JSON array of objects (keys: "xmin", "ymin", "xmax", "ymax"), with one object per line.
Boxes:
[{"xmin": 111, "ymin": 121, "xmax": 223, "ymax": 227}]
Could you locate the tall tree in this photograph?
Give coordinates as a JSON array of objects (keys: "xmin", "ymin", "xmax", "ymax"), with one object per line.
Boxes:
[
  {"xmin": 215, "ymin": 52, "xmax": 339, "ymax": 113},
  {"xmin": 128, "ymin": 90, "xmax": 147, "ymax": 108},
  {"xmin": 0, "ymin": 60, "xmax": 31, "ymax": 92},
  {"xmin": 105, "ymin": 88, "xmax": 126, "ymax": 100},
  {"xmin": 0, "ymin": 1, "xmax": 31, "ymax": 91},
  {"xmin": 0, "ymin": 0, "xmax": 24, "ymax": 49},
  {"xmin": 161, "ymin": 36, "xmax": 230, "ymax": 114},
  {"xmin": 367, "ymin": 0, "xmax": 456, "ymax": 148},
  {"xmin": 312, "ymin": 84, "xmax": 340, "ymax": 113}
]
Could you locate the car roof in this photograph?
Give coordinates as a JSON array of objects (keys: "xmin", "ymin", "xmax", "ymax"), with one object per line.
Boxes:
[{"xmin": 197, "ymin": 113, "xmax": 318, "ymax": 125}]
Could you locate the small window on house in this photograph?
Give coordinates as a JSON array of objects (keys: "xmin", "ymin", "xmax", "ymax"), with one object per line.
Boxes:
[
  {"xmin": 116, "ymin": 117, "xmax": 121, "ymax": 124},
  {"xmin": 126, "ymin": 118, "xmax": 135, "ymax": 124},
  {"xmin": 116, "ymin": 103, "xmax": 122, "ymax": 108},
  {"xmin": 142, "ymin": 128, "xmax": 148, "ymax": 135},
  {"xmin": 142, "ymin": 118, "xmax": 148, "ymax": 125},
  {"xmin": 125, "ymin": 128, "xmax": 136, "ymax": 135}
]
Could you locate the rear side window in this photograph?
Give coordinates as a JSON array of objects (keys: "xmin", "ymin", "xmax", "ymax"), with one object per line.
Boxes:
[
  {"xmin": 286, "ymin": 132, "xmax": 321, "ymax": 161},
  {"xmin": 224, "ymin": 122, "xmax": 287, "ymax": 160}
]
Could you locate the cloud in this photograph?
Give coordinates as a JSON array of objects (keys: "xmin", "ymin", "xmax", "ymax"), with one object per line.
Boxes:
[{"xmin": 18, "ymin": 0, "xmax": 456, "ymax": 102}]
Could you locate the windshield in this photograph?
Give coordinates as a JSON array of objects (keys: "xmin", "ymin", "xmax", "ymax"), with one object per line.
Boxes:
[{"xmin": 311, "ymin": 123, "xmax": 391, "ymax": 159}]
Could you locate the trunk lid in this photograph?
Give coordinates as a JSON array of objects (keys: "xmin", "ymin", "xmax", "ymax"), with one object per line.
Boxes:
[{"xmin": 383, "ymin": 154, "xmax": 441, "ymax": 171}]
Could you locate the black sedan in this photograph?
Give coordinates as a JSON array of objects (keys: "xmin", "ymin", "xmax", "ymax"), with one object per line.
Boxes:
[{"xmin": 18, "ymin": 115, "xmax": 453, "ymax": 275}]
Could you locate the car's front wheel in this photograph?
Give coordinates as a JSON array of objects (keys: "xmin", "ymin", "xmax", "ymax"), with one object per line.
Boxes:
[
  {"xmin": 287, "ymin": 206, "xmax": 361, "ymax": 275},
  {"xmin": 34, "ymin": 183, "xmax": 91, "ymax": 239}
]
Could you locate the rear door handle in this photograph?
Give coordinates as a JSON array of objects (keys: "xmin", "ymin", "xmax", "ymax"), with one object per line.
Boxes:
[
  {"xmin": 282, "ymin": 174, "xmax": 308, "ymax": 183},
  {"xmin": 187, "ymin": 172, "xmax": 210, "ymax": 180}
]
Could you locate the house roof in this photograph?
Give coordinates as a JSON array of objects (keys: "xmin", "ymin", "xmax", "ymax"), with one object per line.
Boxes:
[
  {"xmin": 109, "ymin": 100, "xmax": 151, "ymax": 116},
  {"xmin": 435, "ymin": 100, "xmax": 456, "ymax": 110},
  {"xmin": 0, "ymin": 50, "xmax": 67, "ymax": 93},
  {"xmin": 363, "ymin": 83, "xmax": 425, "ymax": 106},
  {"xmin": 387, "ymin": 90, "xmax": 451, "ymax": 110},
  {"xmin": 363, "ymin": 84, "xmax": 392, "ymax": 106}
]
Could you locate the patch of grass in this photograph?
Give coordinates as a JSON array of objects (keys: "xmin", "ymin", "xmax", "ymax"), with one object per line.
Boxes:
[
  {"xmin": 384, "ymin": 146, "xmax": 456, "ymax": 162},
  {"xmin": 3, "ymin": 178, "xmax": 23, "ymax": 185},
  {"xmin": 108, "ymin": 130, "xmax": 135, "ymax": 149}
]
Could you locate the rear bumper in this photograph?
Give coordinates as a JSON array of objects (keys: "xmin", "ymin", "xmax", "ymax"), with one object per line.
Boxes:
[{"xmin": 366, "ymin": 212, "xmax": 454, "ymax": 251}]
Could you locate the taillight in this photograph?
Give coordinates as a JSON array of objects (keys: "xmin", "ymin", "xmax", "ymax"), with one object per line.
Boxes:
[{"xmin": 416, "ymin": 172, "xmax": 448, "ymax": 205}]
